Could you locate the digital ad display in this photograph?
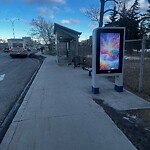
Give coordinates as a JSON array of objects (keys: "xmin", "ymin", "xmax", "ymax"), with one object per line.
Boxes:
[
  {"xmin": 96, "ymin": 28, "xmax": 125, "ymax": 74},
  {"xmin": 100, "ymin": 33, "xmax": 120, "ymax": 70}
]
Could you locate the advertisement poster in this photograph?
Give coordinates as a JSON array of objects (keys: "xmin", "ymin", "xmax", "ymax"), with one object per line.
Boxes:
[{"xmin": 100, "ymin": 33, "xmax": 120, "ymax": 70}]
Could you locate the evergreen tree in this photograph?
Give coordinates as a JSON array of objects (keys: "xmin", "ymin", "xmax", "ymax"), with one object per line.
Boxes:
[
  {"xmin": 140, "ymin": 0, "xmax": 150, "ymax": 35},
  {"xmin": 105, "ymin": 0, "xmax": 149, "ymax": 39},
  {"xmin": 128, "ymin": 0, "xmax": 141, "ymax": 39},
  {"xmin": 128, "ymin": 0, "xmax": 140, "ymax": 20},
  {"xmin": 118, "ymin": 3, "xmax": 131, "ymax": 39},
  {"xmin": 117, "ymin": 0, "xmax": 141, "ymax": 39}
]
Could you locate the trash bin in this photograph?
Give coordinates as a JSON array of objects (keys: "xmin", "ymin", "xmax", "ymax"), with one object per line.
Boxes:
[{"xmin": 73, "ymin": 56, "xmax": 80, "ymax": 68}]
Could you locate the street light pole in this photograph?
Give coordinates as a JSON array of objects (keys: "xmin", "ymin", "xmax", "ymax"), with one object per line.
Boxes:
[
  {"xmin": 11, "ymin": 20, "xmax": 15, "ymax": 38},
  {"xmin": 6, "ymin": 18, "xmax": 19, "ymax": 39}
]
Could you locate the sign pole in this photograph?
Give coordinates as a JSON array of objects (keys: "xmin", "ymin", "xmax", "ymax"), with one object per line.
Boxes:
[
  {"xmin": 92, "ymin": 29, "xmax": 99, "ymax": 94},
  {"xmin": 115, "ymin": 74, "xmax": 123, "ymax": 92}
]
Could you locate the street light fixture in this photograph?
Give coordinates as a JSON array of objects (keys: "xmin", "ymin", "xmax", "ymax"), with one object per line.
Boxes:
[{"xmin": 6, "ymin": 18, "xmax": 20, "ymax": 39}]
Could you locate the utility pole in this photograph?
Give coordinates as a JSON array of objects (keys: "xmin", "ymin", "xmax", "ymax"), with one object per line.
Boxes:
[{"xmin": 6, "ymin": 18, "xmax": 20, "ymax": 38}]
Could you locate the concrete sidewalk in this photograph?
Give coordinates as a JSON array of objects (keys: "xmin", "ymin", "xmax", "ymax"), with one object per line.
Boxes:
[{"xmin": 1, "ymin": 55, "xmax": 150, "ymax": 150}]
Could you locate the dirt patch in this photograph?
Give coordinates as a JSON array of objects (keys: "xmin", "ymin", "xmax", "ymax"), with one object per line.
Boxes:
[
  {"xmin": 126, "ymin": 109, "xmax": 150, "ymax": 131},
  {"xmin": 93, "ymin": 98, "xmax": 150, "ymax": 150}
]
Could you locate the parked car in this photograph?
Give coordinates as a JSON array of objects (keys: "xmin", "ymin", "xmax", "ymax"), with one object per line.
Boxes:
[{"xmin": 3, "ymin": 47, "xmax": 9, "ymax": 53}]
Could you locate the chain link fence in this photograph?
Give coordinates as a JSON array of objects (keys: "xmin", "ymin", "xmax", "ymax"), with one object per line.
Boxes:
[{"xmin": 124, "ymin": 37, "xmax": 150, "ymax": 101}]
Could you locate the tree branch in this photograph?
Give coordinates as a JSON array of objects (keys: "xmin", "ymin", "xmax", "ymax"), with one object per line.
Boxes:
[{"xmin": 104, "ymin": 8, "xmax": 116, "ymax": 14}]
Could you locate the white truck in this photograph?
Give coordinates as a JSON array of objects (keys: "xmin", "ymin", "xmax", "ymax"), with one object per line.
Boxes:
[{"xmin": 8, "ymin": 38, "xmax": 28, "ymax": 57}]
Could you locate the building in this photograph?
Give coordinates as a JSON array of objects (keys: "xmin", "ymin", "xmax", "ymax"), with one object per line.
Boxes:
[
  {"xmin": 22, "ymin": 37, "xmax": 32, "ymax": 47},
  {"xmin": 79, "ymin": 36, "xmax": 92, "ymax": 47}
]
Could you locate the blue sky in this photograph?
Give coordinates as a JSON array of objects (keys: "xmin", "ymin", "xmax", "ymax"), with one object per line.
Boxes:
[{"xmin": 0, "ymin": 0, "xmax": 149, "ymax": 41}]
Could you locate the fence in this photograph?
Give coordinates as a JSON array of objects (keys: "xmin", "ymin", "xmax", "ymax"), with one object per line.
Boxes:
[
  {"xmin": 124, "ymin": 37, "xmax": 150, "ymax": 99},
  {"xmin": 78, "ymin": 45, "xmax": 92, "ymax": 67},
  {"xmin": 78, "ymin": 37, "xmax": 150, "ymax": 101}
]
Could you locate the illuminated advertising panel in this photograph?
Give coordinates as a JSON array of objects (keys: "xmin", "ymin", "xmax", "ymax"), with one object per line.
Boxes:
[{"xmin": 96, "ymin": 28, "xmax": 125, "ymax": 74}]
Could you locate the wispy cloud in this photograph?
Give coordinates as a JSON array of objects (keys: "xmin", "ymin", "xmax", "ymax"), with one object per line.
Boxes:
[
  {"xmin": 24, "ymin": 0, "xmax": 65, "ymax": 5},
  {"xmin": 61, "ymin": 19, "xmax": 81, "ymax": 25},
  {"xmin": 61, "ymin": 19, "xmax": 70, "ymax": 24},
  {"xmin": 38, "ymin": 7, "xmax": 54, "ymax": 19}
]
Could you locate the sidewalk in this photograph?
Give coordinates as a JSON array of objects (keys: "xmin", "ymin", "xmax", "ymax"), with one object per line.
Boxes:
[{"xmin": 1, "ymin": 55, "xmax": 150, "ymax": 150}]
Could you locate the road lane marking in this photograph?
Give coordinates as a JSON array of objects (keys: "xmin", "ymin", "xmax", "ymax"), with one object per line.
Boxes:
[{"xmin": 0, "ymin": 74, "xmax": 5, "ymax": 81}]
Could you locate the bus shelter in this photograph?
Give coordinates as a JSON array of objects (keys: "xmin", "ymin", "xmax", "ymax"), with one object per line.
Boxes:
[{"xmin": 54, "ymin": 23, "xmax": 81, "ymax": 64}]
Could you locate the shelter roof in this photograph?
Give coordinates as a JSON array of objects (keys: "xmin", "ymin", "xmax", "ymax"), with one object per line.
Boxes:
[{"xmin": 54, "ymin": 23, "xmax": 82, "ymax": 36}]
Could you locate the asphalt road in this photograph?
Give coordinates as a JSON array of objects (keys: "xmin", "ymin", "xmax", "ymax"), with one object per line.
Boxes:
[{"xmin": 0, "ymin": 52, "xmax": 40, "ymax": 125}]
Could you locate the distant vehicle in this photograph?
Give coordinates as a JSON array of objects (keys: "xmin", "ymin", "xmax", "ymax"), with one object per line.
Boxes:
[
  {"xmin": 8, "ymin": 39, "xmax": 28, "ymax": 57},
  {"xmin": 27, "ymin": 47, "xmax": 31, "ymax": 52},
  {"xmin": 3, "ymin": 47, "xmax": 9, "ymax": 53}
]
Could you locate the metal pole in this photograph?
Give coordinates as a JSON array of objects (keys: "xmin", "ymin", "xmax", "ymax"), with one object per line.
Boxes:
[
  {"xmin": 139, "ymin": 35, "xmax": 146, "ymax": 92},
  {"xmin": 6, "ymin": 18, "xmax": 19, "ymax": 39},
  {"xmin": 76, "ymin": 36, "xmax": 79, "ymax": 56},
  {"xmin": 11, "ymin": 20, "xmax": 15, "ymax": 38}
]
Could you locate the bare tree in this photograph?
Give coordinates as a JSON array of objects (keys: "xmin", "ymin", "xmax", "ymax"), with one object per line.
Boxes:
[
  {"xmin": 0, "ymin": 39, "xmax": 6, "ymax": 43},
  {"xmin": 30, "ymin": 16, "xmax": 54, "ymax": 51},
  {"xmin": 82, "ymin": 0, "xmax": 118, "ymax": 27}
]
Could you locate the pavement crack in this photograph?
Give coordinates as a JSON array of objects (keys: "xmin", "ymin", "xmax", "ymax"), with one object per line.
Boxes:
[{"xmin": 13, "ymin": 112, "xmax": 100, "ymax": 123}]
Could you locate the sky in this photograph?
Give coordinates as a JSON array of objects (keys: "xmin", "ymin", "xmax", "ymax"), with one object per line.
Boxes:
[{"xmin": 0, "ymin": 0, "xmax": 149, "ymax": 42}]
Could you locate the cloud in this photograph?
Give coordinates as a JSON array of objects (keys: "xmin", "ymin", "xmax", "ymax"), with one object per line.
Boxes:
[
  {"xmin": 60, "ymin": 19, "xmax": 81, "ymax": 25},
  {"xmin": 61, "ymin": 19, "xmax": 70, "ymax": 24},
  {"xmin": 38, "ymin": 7, "xmax": 54, "ymax": 19},
  {"xmin": 127, "ymin": 0, "xmax": 149, "ymax": 12},
  {"xmin": 139, "ymin": 0, "xmax": 149, "ymax": 11},
  {"xmin": 24, "ymin": 0, "xmax": 65, "ymax": 5},
  {"xmin": 104, "ymin": 15, "xmax": 110, "ymax": 22}
]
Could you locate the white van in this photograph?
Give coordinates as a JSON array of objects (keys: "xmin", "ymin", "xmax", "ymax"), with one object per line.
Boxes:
[{"xmin": 8, "ymin": 39, "xmax": 28, "ymax": 57}]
